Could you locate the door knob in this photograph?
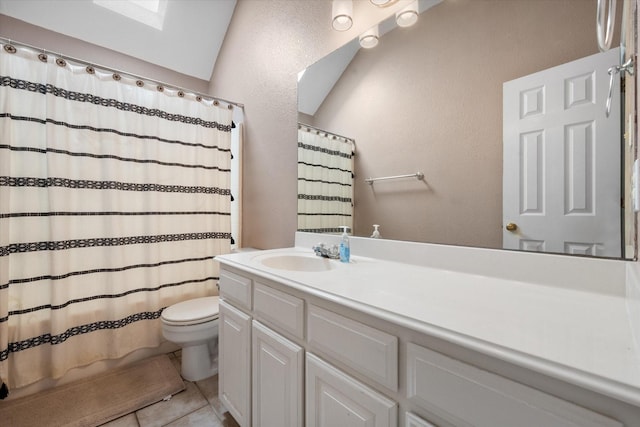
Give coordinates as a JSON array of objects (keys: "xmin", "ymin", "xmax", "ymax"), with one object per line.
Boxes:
[{"xmin": 505, "ymin": 222, "xmax": 518, "ymax": 232}]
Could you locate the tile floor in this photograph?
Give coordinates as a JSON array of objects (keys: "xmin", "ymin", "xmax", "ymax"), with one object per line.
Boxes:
[{"xmin": 100, "ymin": 352, "xmax": 240, "ymax": 427}]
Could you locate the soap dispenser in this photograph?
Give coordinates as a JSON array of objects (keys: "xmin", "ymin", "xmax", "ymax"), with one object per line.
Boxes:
[
  {"xmin": 370, "ymin": 224, "xmax": 381, "ymax": 239},
  {"xmin": 339, "ymin": 226, "xmax": 350, "ymax": 263}
]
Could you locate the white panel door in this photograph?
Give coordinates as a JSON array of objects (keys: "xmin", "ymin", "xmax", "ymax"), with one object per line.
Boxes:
[
  {"xmin": 503, "ymin": 48, "xmax": 621, "ymax": 257},
  {"xmin": 219, "ymin": 300, "xmax": 252, "ymax": 427},
  {"xmin": 306, "ymin": 352, "xmax": 397, "ymax": 427},
  {"xmin": 252, "ymin": 321, "xmax": 303, "ymax": 427}
]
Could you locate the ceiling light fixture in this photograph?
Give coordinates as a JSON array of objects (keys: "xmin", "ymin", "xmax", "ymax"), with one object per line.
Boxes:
[
  {"xmin": 332, "ymin": 0, "xmax": 353, "ymax": 31},
  {"xmin": 396, "ymin": 0, "xmax": 419, "ymax": 27},
  {"xmin": 359, "ymin": 25, "xmax": 379, "ymax": 48}
]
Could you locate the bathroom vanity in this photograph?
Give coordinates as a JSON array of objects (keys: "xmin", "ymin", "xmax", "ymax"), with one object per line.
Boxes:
[{"xmin": 216, "ymin": 232, "xmax": 640, "ymax": 427}]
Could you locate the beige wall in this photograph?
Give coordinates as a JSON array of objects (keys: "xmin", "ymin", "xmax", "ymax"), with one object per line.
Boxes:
[
  {"xmin": 209, "ymin": 0, "xmax": 415, "ymax": 249},
  {"xmin": 311, "ymin": 0, "xmax": 600, "ymax": 248}
]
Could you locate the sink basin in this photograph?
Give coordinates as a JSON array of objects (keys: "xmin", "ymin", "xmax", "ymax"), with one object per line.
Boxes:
[{"xmin": 254, "ymin": 254, "xmax": 336, "ymax": 272}]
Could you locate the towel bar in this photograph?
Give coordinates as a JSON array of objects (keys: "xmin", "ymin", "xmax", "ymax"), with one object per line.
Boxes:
[{"xmin": 365, "ymin": 172, "xmax": 424, "ymax": 185}]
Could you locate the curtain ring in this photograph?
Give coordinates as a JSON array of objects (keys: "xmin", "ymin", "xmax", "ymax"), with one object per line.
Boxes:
[
  {"xmin": 196, "ymin": 96, "xmax": 203, "ymax": 102},
  {"xmin": 38, "ymin": 53, "xmax": 48, "ymax": 62},
  {"xmin": 177, "ymin": 90, "xmax": 185, "ymax": 97},
  {"xmin": 227, "ymin": 104, "xmax": 233, "ymax": 110},
  {"xmin": 213, "ymin": 100, "xmax": 219, "ymax": 106},
  {"xmin": 112, "ymin": 73, "xmax": 121, "ymax": 81},
  {"xmin": 56, "ymin": 58, "xmax": 67, "ymax": 67},
  {"xmin": 136, "ymin": 80, "xmax": 144, "ymax": 87},
  {"xmin": 86, "ymin": 66, "xmax": 95, "ymax": 74},
  {"xmin": 3, "ymin": 44, "xmax": 17, "ymax": 54},
  {"xmin": 156, "ymin": 85, "xmax": 164, "ymax": 92}
]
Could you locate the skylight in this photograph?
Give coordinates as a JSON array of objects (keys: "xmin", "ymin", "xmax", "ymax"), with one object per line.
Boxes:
[{"xmin": 93, "ymin": 0, "xmax": 168, "ymax": 30}]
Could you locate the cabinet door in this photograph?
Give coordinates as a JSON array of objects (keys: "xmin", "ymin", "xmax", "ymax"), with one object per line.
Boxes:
[
  {"xmin": 219, "ymin": 300, "xmax": 252, "ymax": 427},
  {"xmin": 252, "ymin": 321, "xmax": 303, "ymax": 427},
  {"xmin": 306, "ymin": 352, "xmax": 397, "ymax": 427}
]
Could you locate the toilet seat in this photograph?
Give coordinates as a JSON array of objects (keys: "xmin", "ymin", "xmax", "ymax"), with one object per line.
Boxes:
[{"xmin": 161, "ymin": 296, "xmax": 220, "ymax": 326}]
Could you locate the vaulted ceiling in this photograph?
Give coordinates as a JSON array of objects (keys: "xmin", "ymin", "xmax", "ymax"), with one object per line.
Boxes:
[{"xmin": 0, "ymin": 0, "xmax": 237, "ymax": 81}]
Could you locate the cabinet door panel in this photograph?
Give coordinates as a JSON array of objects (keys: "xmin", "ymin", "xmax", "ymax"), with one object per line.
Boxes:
[
  {"xmin": 406, "ymin": 343, "xmax": 622, "ymax": 427},
  {"xmin": 306, "ymin": 352, "xmax": 397, "ymax": 427},
  {"xmin": 252, "ymin": 321, "xmax": 303, "ymax": 427},
  {"xmin": 220, "ymin": 269, "xmax": 252, "ymax": 310},
  {"xmin": 219, "ymin": 300, "xmax": 252, "ymax": 427},
  {"xmin": 254, "ymin": 281, "xmax": 304, "ymax": 339}
]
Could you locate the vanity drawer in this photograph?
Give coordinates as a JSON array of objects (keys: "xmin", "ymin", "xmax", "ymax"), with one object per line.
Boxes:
[
  {"xmin": 406, "ymin": 343, "xmax": 622, "ymax": 427},
  {"xmin": 253, "ymin": 281, "xmax": 304, "ymax": 340},
  {"xmin": 307, "ymin": 304, "xmax": 398, "ymax": 391},
  {"xmin": 219, "ymin": 269, "xmax": 252, "ymax": 310}
]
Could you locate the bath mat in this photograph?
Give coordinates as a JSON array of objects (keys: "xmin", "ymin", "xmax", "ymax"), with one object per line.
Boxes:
[{"xmin": 0, "ymin": 354, "xmax": 185, "ymax": 427}]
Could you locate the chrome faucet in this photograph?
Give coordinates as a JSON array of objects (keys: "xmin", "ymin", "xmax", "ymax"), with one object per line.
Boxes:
[{"xmin": 312, "ymin": 243, "xmax": 340, "ymax": 259}]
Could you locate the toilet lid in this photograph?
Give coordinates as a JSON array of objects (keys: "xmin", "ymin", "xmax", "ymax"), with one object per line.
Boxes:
[{"xmin": 161, "ymin": 296, "xmax": 220, "ymax": 326}]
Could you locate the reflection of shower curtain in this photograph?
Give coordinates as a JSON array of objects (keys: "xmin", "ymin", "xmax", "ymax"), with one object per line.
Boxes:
[
  {"xmin": 0, "ymin": 42, "xmax": 232, "ymax": 392},
  {"xmin": 297, "ymin": 124, "xmax": 354, "ymax": 233}
]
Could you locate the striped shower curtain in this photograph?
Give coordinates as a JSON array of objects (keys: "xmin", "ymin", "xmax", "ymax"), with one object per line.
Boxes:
[
  {"xmin": 0, "ymin": 42, "xmax": 232, "ymax": 392},
  {"xmin": 297, "ymin": 125, "xmax": 354, "ymax": 233}
]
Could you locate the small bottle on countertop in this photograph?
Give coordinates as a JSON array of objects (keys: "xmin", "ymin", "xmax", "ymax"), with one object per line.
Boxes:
[
  {"xmin": 371, "ymin": 224, "xmax": 381, "ymax": 239},
  {"xmin": 339, "ymin": 226, "xmax": 350, "ymax": 263}
]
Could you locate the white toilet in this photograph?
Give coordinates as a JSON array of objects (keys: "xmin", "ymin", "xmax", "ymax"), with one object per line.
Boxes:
[{"xmin": 161, "ymin": 296, "xmax": 220, "ymax": 381}]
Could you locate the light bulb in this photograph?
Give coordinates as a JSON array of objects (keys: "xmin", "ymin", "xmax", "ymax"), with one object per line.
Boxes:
[
  {"xmin": 359, "ymin": 25, "xmax": 380, "ymax": 48},
  {"xmin": 332, "ymin": 0, "xmax": 353, "ymax": 31},
  {"xmin": 396, "ymin": 1, "xmax": 419, "ymax": 27}
]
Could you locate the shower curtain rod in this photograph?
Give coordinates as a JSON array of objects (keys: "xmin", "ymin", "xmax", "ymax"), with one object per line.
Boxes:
[
  {"xmin": 0, "ymin": 37, "xmax": 244, "ymax": 109},
  {"xmin": 298, "ymin": 122, "xmax": 355, "ymax": 144}
]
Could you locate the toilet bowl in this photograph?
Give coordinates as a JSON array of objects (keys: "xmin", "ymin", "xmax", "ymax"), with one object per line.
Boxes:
[{"xmin": 161, "ymin": 296, "xmax": 220, "ymax": 381}]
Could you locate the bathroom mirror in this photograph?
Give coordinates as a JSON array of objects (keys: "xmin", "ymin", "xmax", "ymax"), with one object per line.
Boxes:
[{"xmin": 298, "ymin": 0, "xmax": 637, "ymax": 260}]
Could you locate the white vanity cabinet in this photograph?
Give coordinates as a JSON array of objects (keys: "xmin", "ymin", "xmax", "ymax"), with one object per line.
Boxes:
[
  {"xmin": 217, "ymin": 258, "xmax": 633, "ymax": 427},
  {"xmin": 219, "ymin": 268, "xmax": 307, "ymax": 427},
  {"xmin": 218, "ymin": 265, "xmax": 400, "ymax": 427}
]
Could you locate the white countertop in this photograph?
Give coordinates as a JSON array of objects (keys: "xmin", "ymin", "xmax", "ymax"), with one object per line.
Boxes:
[{"xmin": 216, "ymin": 246, "xmax": 640, "ymax": 408}]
